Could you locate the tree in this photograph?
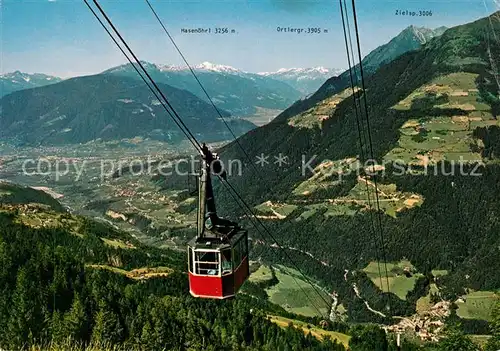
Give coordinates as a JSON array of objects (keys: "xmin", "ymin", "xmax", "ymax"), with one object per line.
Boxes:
[
  {"xmin": 485, "ymin": 299, "xmax": 500, "ymax": 351},
  {"xmin": 437, "ymin": 325, "xmax": 481, "ymax": 351},
  {"xmin": 349, "ymin": 324, "xmax": 388, "ymax": 351},
  {"xmin": 7, "ymin": 265, "xmax": 38, "ymax": 349},
  {"xmin": 49, "ymin": 310, "xmax": 66, "ymax": 344},
  {"xmin": 63, "ymin": 293, "xmax": 88, "ymax": 341},
  {"xmin": 91, "ymin": 303, "xmax": 124, "ymax": 345}
]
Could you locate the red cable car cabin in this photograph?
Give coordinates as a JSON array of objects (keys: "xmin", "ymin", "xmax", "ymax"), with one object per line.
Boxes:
[
  {"xmin": 187, "ymin": 143, "xmax": 249, "ymax": 299},
  {"xmin": 188, "ymin": 229, "xmax": 249, "ymax": 299}
]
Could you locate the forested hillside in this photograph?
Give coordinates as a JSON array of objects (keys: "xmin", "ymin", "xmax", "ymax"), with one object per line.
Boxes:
[
  {"xmin": 0, "ymin": 74, "xmax": 255, "ymax": 145},
  {"xmin": 3, "ymin": 2, "xmax": 500, "ymax": 350},
  {"xmin": 1, "ymin": 192, "xmax": 499, "ymax": 350},
  {"xmin": 0, "ymin": 181, "xmax": 65, "ymax": 211},
  {"xmin": 0, "ymin": 196, "xmax": 350, "ymax": 350},
  {"xmin": 192, "ymin": 12, "xmax": 500, "ymax": 323}
]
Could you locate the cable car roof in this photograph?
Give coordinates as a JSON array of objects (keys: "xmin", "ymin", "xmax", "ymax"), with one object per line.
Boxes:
[{"xmin": 188, "ymin": 228, "xmax": 247, "ymax": 250}]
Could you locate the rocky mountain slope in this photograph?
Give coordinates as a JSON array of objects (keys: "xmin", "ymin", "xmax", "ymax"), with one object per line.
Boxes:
[
  {"xmin": 257, "ymin": 67, "xmax": 344, "ymax": 96},
  {"xmin": 104, "ymin": 61, "xmax": 302, "ymax": 117},
  {"xmin": 275, "ymin": 25, "xmax": 448, "ymax": 123},
  {"xmin": 361, "ymin": 25, "xmax": 448, "ymax": 74},
  {"xmin": 0, "ymin": 71, "xmax": 62, "ymax": 97}
]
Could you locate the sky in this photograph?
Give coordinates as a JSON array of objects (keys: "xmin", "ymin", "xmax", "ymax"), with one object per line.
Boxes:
[{"xmin": 1, "ymin": 0, "xmax": 499, "ymax": 78}]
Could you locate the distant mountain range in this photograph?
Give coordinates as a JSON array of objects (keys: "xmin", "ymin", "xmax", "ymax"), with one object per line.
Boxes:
[
  {"xmin": 103, "ymin": 61, "xmax": 303, "ymax": 117},
  {"xmin": 0, "ymin": 74, "xmax": 255, "ymax": 145},
  {"xmin": 258, "ymin": 67, "xmax": 344, "ymax": 95},
  {"xmin": 0, "ymin": 24, "xmax": 450, "ymax": 146},
  {"xmin": 360, "ymin": 25, "xmax": 448, "ymax": 74},
  {"xmin": 110, "ymin": 62, "xmax": 343, "ymax": 97},
  {"xmin": 158, "ymin": 61, "xmax": 244, "ymax": 74},
  {"xmin": 0, "ymin": 24, "xmax": 447, "ymax": 105},
  {"xmin": 0, "ymin": 71, "xmax": 62, "ymax": 97}
]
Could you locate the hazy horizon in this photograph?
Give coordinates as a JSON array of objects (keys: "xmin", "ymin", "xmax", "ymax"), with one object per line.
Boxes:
[{"xmin": 1, "ymin": 0, "xmax": 498, "ymax": 78}]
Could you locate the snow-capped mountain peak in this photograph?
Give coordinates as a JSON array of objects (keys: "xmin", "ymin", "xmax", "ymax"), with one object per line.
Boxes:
[
  {"xmin": 258, "ymin": 67, "xmax": 342, "ymax": 77},
  {"xmin": 103, "ymin": 61, "xmax": 340, "ymax": 96},
  {"xmin": 1, "ymin": 70, "xmax": 24, "ymax": 79},
  {"xmin": 312, "ymin": 66, "xmax": 331, "ymax": 74},
  {"xmin": 155, "ymin": 61, "xmax": 245, "ymax": 74},
  {"xmin": 255, "ymin": 67, "xmax": 344, "ymax": 95},
  {"xmin": 1, "ymin": 70, "xmax": 61, "ymax": 82},
  {"xmin": 0, "ymin": 71, "xmax": 63, "ymax": 97},
  {"xmin": 158, "ymin": 65, "xmax": 181, "ymax": 72},
  {"xmin": 194, "ymin": 61, "xmax": 242, "ymax": 73}
]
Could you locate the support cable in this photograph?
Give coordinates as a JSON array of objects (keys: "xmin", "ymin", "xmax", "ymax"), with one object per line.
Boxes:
[
  {"xmin": 85, "ymin": 0, "xmax": 331, "ymax": 315},
  {"xmin": 91, "ymin": 0, "xmax": 202, "ymax": 152},
  {"xmin": 339, "ymin": 0, "xmax": 386, "ymax": 294},
  {"xmin": 350, "ymin": 0, "xmax": 392, "ymax": 301}
]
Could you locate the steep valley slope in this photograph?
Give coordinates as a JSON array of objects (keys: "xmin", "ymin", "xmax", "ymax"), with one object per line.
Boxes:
[{"xmin": 203, "ymin": 12, "xmax": 500, "ymax": 322}]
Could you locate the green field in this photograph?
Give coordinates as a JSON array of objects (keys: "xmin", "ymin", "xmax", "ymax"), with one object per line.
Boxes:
[
  {"xmin": 293, "ymin": 179, "xmax": 423, "ymax": 220},
  {"xmin": 431, "ymin": 269, "xmax": 449, "ymax": 277},
  {"xmin": 292, "ymin": 158, "xmax": 356, "ymax": 196},
  {"xmin": 295, "ymin": 208, "xmax": 320, "ymax": 221},
  {"xmin": 295, "ymin": 202, "xmax": 359, "ymax": 220},
  {"xmin": 265, "ymin": 265, "xmax": 331, "ymax": 317},
  {"xmin": 386, "ymin": 72, "xmax": 498, "ymax": 166},
  {"xmin": 249, "ymin": 264, "xmax": 273, "ymax": 283},
  {"xmin": 348, "ymin": 180, "xmax": 424, "ymax": 218},
  {"xmin": 323, "ymin": 204, "xmax": 359, "ymax": 217},
  {"xmin": 268, "ymin": 315, "xmax": 351, "ymax": 347},
  {"xmin": 470, "ymin": 335, "xmax": 493, "ymax": 348},
  {"xmin": 254, "ymin": 201, "xmax": 298, "ymax": 219},
  {"xmin": 86, "ymin": 264, "xmax": 173, "ymax": 280},
  {"xmin": 417, "ymin": 283, "xmax": 440, "ymax": 313},
  {"xmin": 290, "ymin": 156, "xmax": 423, "ymax": 219},
  {"xmin": 101, "ymin": 237, "xmax": 135, "ymax": 249},
  {"xmin": 363, "ymin": 260, "xmax": 424, "ymax": 300},
  {"xmin": 456, "ymin": 291, "xmax": 499, "ymax": 321},
  {"xmin": 288, "ymin": 89, "xmax": 354, "ymax": 129}
]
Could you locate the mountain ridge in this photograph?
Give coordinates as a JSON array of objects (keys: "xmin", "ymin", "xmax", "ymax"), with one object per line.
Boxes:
[
  {"xmin": 103, "ymin": 61, "xmax": 302, "ymax": 117},
  {"xmin": 0, "ymin": 71, "xmax": 63, "ymax": 97},
  {"xmin": 257, "ymin": 67, "xmax": 344, "ymax": 95},
  {"xmin": 270, "ymin": 24, "xmax": 449, "ymax": 124},
  {"xmin": 363, "ymin": 25, "xmax": 448, "ymax": 68},
  {"xmin": 0, "ymin": 74, "xmax": 255, "ymax": 145}
]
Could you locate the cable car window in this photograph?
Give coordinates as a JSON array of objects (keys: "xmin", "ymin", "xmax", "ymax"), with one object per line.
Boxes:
[
  {"xmin": 234, "ymin": 238, "xmax": 247, "ymax": 268},
  {"xmin": 221, "ymin": 249, "xmax": 232, "ymax": 275},
  {"xmin": 242, "ymin": 235, "xmax": 248, "ymax": 258},
  {"xmin": 205, "ymin": 216, "xmax": 213, "ymax": 230},
  {"xmin": 194, "ymin": 250, "xmax": 219, "ymax": 275},
  {"xmin": 233, "ymin": 240, "xmax": 241, "ymax": 268},
  {"xmin": 195, "ymin": 251, "xmax": 217, "ymax": 262},
  {"xmin": 188, "ymin": 248, "xmax": 193, "ymax": 273}
]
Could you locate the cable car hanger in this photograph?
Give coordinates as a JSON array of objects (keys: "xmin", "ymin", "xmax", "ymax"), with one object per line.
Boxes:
[
  {"xmin": 197, "ymin": 143, "xmax": 237, "ymax": 238},
  {"xmin": 187, "ymin": 143, "xmax": 250, "ymax": 299}
]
